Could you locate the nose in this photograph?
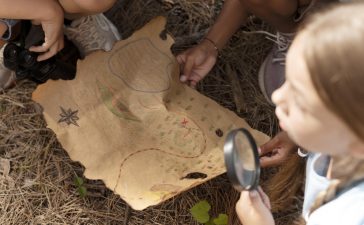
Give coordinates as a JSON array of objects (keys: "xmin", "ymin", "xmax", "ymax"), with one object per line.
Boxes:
[
  {"xmin": 272, "ymin": 82, "xmax": 287, "ymax": 105},
  {"xmin": 272, "ymin": 82, "xmax": 289, "ymax": 115}
]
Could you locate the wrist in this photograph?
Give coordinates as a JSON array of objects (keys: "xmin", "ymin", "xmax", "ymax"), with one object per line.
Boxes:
[
  {"xmin": 200, "ymin": 38, "xmax": 219, "ymax": 57},
  {"xmin": 203, "ymin": 37, "xmax": 219, "ymax": 51}
]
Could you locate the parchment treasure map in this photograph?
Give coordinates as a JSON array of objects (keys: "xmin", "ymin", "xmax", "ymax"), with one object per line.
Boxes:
[{"xmin": 32, "ymin": 17, "xmax": 269, "ymax": 210}]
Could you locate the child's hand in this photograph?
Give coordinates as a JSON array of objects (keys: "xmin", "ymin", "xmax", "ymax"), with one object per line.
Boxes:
[
  {"xmin": 259, "ymin": 131, "xmax": 297, "ymax": 167},
  {"xmin": 236, "ymin": 187, "xmax": 274, "ymax": 225},
  {"xmin": 176, "ymin": 39, "xmax": 218, "ymax": 87},
  {"xmin": 29, "ymin": 1, "xmax": 64, "ymax": 61}
]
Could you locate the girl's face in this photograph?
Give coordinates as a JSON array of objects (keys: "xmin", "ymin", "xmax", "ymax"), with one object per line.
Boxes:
[{"xmin": 272, "ymin": 34, "xmax": 361, "ymax": 156}]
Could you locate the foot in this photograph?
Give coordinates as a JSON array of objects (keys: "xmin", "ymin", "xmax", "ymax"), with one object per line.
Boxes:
[{"xmin": 64, "ymin": 13, "xmax": 121, "ymax": 58}]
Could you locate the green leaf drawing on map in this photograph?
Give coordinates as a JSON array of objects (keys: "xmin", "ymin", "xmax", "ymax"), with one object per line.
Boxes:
[{"xmin": 96, "ymin": 80, "xmax": 141, "ymax": 122}]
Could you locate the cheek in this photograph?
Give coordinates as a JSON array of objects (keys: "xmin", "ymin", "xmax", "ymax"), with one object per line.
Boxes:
[
  {"xmin": 288, "ymin": 122, "xmax": 322, "ymax": 150},
  {"xmin": 279, "ymin": 108, "xmax": 321, "ymax": 149},
  {"xmin": 285, "ymin": 115, "xmax": 346, "ymax": 155}
]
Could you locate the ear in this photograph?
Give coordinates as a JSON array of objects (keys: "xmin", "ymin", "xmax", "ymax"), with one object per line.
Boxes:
[{"xmin": 349, "ymin": 139, "xmax": 364, "ymax": 159}]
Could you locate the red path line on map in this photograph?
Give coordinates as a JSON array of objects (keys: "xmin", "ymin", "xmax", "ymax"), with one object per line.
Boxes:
[{"xmin": 113, "ymin": 110, "xmax": 207, "ymax": 192}]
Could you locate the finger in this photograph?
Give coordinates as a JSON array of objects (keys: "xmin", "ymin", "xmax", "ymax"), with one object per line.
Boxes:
[
  {"xmin": 176, "ymin": 54, "xmax": 186, "ymax": 65},
  {"xmin": 236, "ymin": 191, "xmax": 249, "ymax": 221},
  {"xmin": 37, "ymin": 36, "xmax": 64, "ymax": 61},
  {"xmin": 30, "ymin": 31, "xmax": 60, "ymax": 52},
  {"xmin": 37, "ymin": 50, "xmax": 54, "ymax": 61},
  {"xmin": 180, "ymin": 75, "xmax": 188, "ymax": 82},
  {"xmin": 248, "ymin": 190, "xmax": 265, "ymax": 207},
  {"xmin": 257, "ymin": 186, "xmax": 271, "ymax": 209},
  {"xmin": 29, "ymin": 43, "xmax": 50, "ymax": 53},
  {"xmin": 236, "ymin": 190, "xmax": 267, "ymax": 224},
  {"xmin": 259, "ymin": 136, "xmax": 280, "ymax": 155},
  {"xmin": 239, "ymin": 190, "xmax": 261, "ymax": 205},
  {"xmin": 237, "ymin": 191, "xmax": 251, "ymax": 206},
  {"xmin": 190, "ymin": 71, "xmax": 203, "ymax": 82},
  {"xmin": 260, "ymin": 154, "xmax": 284, "ymax": 167},
  {"xmin": 189, "ymin": 80, "xmax": 197, "ymax": 88},
  {"xmin": 176, "ymin": 54, "xmax": 187, "ymax": 81},
  {"xmin": 182, "ymin": 56, "xmax": 195, "ymax": 79},
  {"xmin": 187, "ymin": 72, "xmax": 202, "ymax": 87},
  {"xmin": 239, "ymin": 190, "xmax": 270, "ymax": 211},
  {"xmin": 37, "ymin": 45, "xmax": 58, "ymax": 61}
]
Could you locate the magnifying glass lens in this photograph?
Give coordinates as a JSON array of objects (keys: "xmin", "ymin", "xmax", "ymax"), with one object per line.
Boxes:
[
  {"xmin": 233, "ymin": 132, "xmax": 256, "ymax": 189},
  {"xmin": 224, "ymin": 128, "xmax": 260, "ymax": 191}
]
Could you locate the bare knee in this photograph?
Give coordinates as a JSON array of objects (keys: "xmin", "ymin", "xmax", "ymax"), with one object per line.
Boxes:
[
  {"xmin": 61, "ymin": 0, "xmax": 117, "ymax": 14},
  {"xmin": 78, "ymin": 0, "xmax": 116, "ymax": 13}
]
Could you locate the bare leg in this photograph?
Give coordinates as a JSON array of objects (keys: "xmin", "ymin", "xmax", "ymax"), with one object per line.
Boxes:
[
  {"xmin": 59, "ymin": 0, "xmax": 116, "ymax": 17},
  {"xmin": 243, "ymin": 0, "xmax": 336, "ymax": 33},
  {"xmin": 242, "ymin": 0, "xmax": 300, "ymax": 33}
]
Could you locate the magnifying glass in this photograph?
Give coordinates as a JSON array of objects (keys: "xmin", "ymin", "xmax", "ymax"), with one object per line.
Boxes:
[{"xmin": 224, "ymin": 128, "xmax": 260, "ymax": 191}]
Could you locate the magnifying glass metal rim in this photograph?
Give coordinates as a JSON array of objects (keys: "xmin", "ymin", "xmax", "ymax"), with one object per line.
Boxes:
[{"xmin": 224, "ymin": 128, "xmax": 261, "ymax": 191}]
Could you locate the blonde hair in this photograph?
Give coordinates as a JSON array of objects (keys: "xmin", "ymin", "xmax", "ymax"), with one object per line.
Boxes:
[{"xmin": 296, "ymin": 1, "xmax": 364, "ymax": 223}]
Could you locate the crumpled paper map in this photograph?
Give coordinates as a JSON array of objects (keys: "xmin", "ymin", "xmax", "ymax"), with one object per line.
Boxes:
[{"xmin": 32, "ymin": 17, "xmax": 269, "ymax": 210}]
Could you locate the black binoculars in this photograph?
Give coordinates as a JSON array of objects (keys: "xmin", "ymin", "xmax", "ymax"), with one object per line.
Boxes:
[
  {"xmin": 3, "ymin": 43, "xmax": 77, "ymax": 84},
  {"xmin": 2, "ymin": 21, "xmax": 79, "ymax": 84}
]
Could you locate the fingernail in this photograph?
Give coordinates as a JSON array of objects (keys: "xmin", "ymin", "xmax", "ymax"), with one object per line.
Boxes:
[
  {"xmin": 180, "ymin": 75, "xmax": 187, "ymax": 82},
  {"xmin": 249, "ymin": 190, "xmax": 258, "ymax": 198}
]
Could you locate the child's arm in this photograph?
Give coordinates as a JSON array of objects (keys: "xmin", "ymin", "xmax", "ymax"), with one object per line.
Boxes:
[
  {"xmin": 204, "ymin": 0, "xmax": 249, "ymax": 50},
  {"xmin": 236, "ymin": 187, "xmax": 275, "ymax": 225},
  {"xmin": 177, "ymin": 0, "xmax": 249, "ymax": 87},
  {"xmin": 0, "ymin": 0, "xmax": 64, "ymax": 61}
]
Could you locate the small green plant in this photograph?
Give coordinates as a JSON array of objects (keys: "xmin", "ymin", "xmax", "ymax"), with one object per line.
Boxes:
[
  {"xmin": 190, "ymin": 200, "xmax": 228, "ymax": 225},
  {"xmin": 74, "ymin": 176, "xmax": 87, "ymax": 198}
]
